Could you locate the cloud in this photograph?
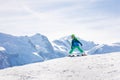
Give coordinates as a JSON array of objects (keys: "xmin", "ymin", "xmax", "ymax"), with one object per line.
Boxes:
[{"xmin": 0, "ymin": 0, "xmax": 120, "ymax": 44}]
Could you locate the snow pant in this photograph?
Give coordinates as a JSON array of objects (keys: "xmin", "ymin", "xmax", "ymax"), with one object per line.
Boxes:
[{"xmin": 69, "ymin": 46, "xmax": 84, "ymax": 54}]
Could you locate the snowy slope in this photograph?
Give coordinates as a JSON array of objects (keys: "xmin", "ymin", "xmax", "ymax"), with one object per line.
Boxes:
[{"xmin": 0, "ymin": 52, "xmax": 120, "ymax": 80}]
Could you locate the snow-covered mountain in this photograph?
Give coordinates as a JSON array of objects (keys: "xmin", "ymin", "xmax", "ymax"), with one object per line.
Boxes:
[
  {"xmin": 87, "ymin": 43, "xmax": 120, "ymax": 55},
  {"xmin": 0, "ymin": 33, "xmax": 59, "ymax": 69},
  {"xmin": 0, "ymin": 52, "xmax": 120, "ymax": 80},
  {"xmin": 0, "ymin": 32, "xmax": 120, "ymax": 69},
  {"xmin": 0, "ymin": 47, "xmax": 10, "ymax": 69}
]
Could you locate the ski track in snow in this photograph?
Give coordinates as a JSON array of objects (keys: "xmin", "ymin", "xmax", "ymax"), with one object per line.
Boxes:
[{"xmin": 0, "ymin": 52, "xmax": 120, "ymax": 80}]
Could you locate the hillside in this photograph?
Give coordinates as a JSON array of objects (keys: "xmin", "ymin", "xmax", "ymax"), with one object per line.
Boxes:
[{"xmin": 0, "ymin": 52, "xmax": 120, "ymax": 80}]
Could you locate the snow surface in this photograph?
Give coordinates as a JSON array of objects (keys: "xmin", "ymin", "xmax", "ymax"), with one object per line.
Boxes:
[
  {"xmin": 0, "ymin": 52, "xmax": 120, "ymax": 80},
  {"xmin": 0, "ymin": 47, "xmax": 5, "ymax": 51}
]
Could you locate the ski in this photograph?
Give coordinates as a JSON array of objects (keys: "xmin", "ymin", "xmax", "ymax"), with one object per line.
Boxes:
[{"xmin": 68, "ymin": 53, "xmax": 87, "ymax": 57}]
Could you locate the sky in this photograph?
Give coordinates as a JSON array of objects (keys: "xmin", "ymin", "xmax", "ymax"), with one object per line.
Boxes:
[{"xmin": 0, "ymin": 0, "xmax": 120, "ymax": 44}]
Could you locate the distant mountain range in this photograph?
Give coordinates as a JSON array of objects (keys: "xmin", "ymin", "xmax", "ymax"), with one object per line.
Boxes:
[
  {"xmin": 0, "ymin": 33, "xmax": 59, "ymax": 69},
  {"xmin": 0, "ymin": 32, "xmax": 120, "ymax": 69}
]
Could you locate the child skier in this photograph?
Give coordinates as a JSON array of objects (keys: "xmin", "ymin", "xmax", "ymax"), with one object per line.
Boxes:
[{"xmin": 69, "ymin": 34, "xmax": 86, "ymax": 56}]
